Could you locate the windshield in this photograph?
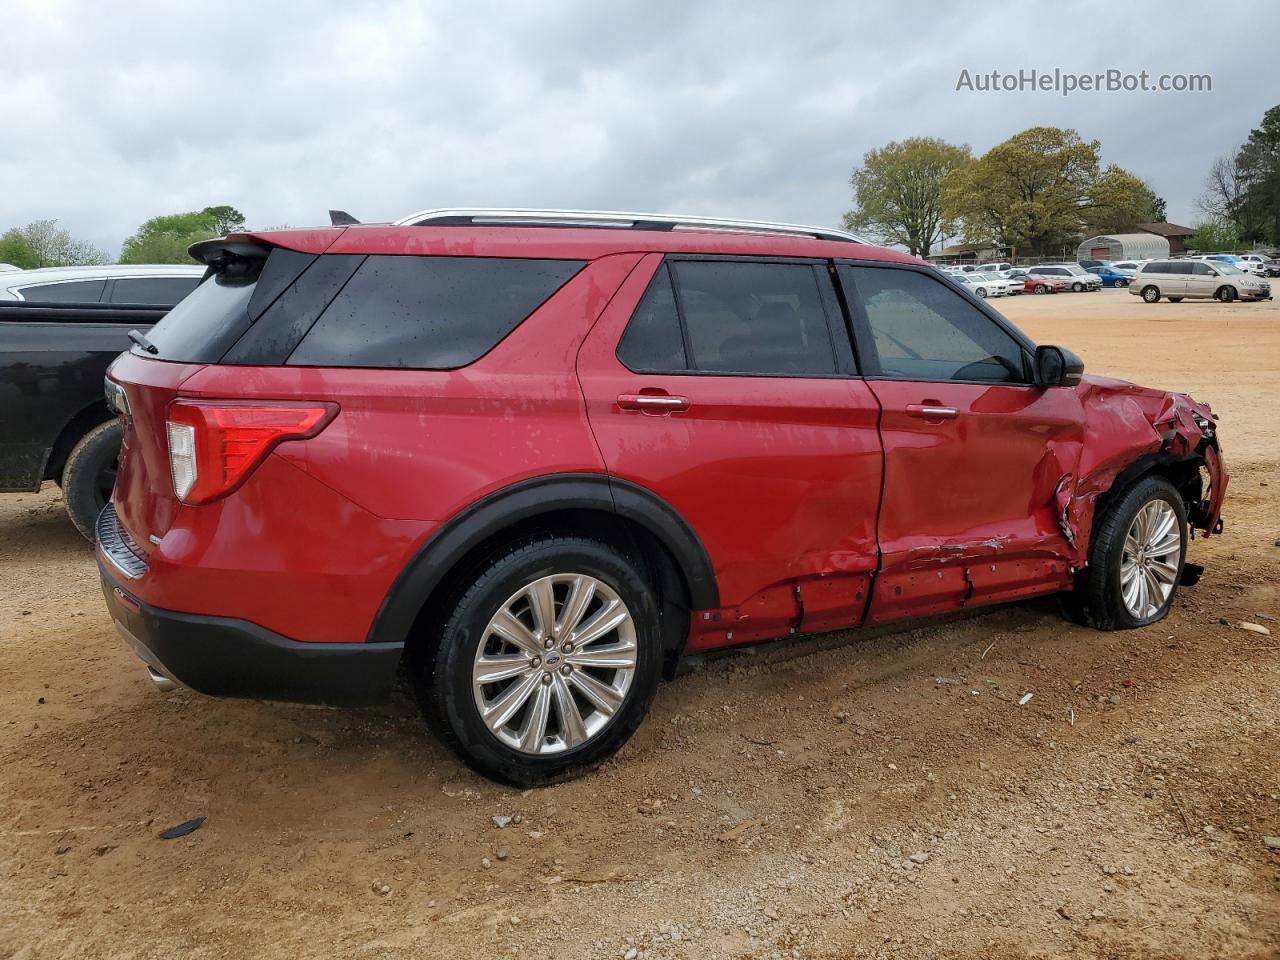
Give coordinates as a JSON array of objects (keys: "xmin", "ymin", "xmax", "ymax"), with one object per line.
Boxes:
[{"xmin": 1063, "ymin": 265, "xmax": 1088, "ymax": 276}]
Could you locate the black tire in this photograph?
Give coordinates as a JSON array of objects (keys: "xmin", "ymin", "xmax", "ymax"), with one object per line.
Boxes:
[
  {"xmin": 1168, "ymin": 297, "xmax": 1183, "ymax": 303},
  {"xmin": 1062, "ymin": 475, "xmax": 1187, "ymax": 631},
  {"xmin": 61, "ymin": 419, "xmax": 122, "ymax": 541},
  {"xmin": 1034, "ymin": 283, "xmax": 1049, "ymax": 295},
  {"xmin": 1141, "ymin": 286, "xmax": 1160, "ymax": 303},
  {"xmin": 1216, "ymin": 286, "xmax": 1236, "ymax": 303},
  {"xmin": 1072, "ymin": 282, "xmax": 1084, "ymax": 292},
  {"xmin": 1118, "ymin": 279, "xmax": 1130, "ymax": 287},
  {"xmin": 975, "ymin": 287, "xmax": 987, "ymax": 298},
  {"xmin": 415, "ymin": 536, "xmax": 662, "ymax": 785}
]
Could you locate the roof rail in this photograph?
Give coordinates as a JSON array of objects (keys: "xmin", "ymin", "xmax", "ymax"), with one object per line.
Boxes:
[{"xmin": 392, "ymin": 208, "xmax": 865, "ymax": 244}]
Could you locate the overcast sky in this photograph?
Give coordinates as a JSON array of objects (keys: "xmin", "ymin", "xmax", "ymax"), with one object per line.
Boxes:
[{"xmin": 1, "ymin": 0, "xmax": 1273, "ymax": 257}]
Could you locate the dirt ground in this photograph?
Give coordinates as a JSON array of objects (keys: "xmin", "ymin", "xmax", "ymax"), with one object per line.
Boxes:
[{"xmin": 2, "ymin": 287, "xmax": 1278, "ymax": 960}]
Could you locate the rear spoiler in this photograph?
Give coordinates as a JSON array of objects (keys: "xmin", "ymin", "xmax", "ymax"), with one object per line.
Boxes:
[{"xmin": 187, "ymin": 235, "xmax": 271, "ymax": 267}]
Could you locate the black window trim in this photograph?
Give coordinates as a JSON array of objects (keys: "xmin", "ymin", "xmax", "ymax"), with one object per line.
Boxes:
[
  {"xmin": 835, "ymin": 259, "xmax": 1037, "ymax": 387},
  {"xmin": 615, "ymin": 254, "xmax": 860, "ymax": 380}
]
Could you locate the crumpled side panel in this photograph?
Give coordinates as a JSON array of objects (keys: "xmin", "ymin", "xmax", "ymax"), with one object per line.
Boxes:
[{"xmin": 1058, "ymin": 375, "xmax": 1224, "ymax": 564}]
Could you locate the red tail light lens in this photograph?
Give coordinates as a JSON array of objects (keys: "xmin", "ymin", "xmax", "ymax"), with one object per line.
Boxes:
[{"xmin": 165, "ymin": 400, "xmax": 338, "ymax": 505}]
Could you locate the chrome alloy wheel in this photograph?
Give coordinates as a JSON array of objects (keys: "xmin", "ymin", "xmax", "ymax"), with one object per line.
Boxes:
[
  {"xmin": 1119, "ymin": 500, "xmax": 1181, "ymax": 619},
  {"xmin": 472, "ymin": 574, "xmax": 637, "ymax": 755}
]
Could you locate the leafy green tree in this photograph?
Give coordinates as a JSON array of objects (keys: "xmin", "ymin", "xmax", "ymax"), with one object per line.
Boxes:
[
  {"xmin": 842, "ymin": 137, "xmax": 972, "ymax": 257},
  {"xmin": 1189, "ymin": 219, "xmax": 1242, "ymax": 252},
  {"xmin": 941, "ymin": 127, "xmax": 1156, "ymax": 257},
  {"xmin": 118, "ymin": 206, "xmax": 244, "ymax": 264},
  {"xmin": 1199, "ymin": 105, "xmax": 1280, "ymax": 245},
  {"xmin": 0, "ymin": 220, "xmax": 107, "ymax": 268}
]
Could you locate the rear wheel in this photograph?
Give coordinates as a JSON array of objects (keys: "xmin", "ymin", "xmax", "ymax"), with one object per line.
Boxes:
[
  {"xmin": 1141, "ymin": 285, "xmax": 1160, "ymax": 302},
  {"xmin": 1168, "ymin": 297, "xmax": 1183, "ymax": 303},
  {"xmin": 416, "ymin": 537, "xmax": 662, "ymax": 785},
  {"xmin": 61, "ymin": 419, "xmax": 122, "ymax": 541},
  {"xmin": 1063, "ymin": 475, "xmax": 1187, "ymax": 630}
]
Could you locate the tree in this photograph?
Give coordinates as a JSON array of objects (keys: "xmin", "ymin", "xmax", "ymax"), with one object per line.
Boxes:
[
  {"xmin": 201, "ymin": 205, "xmax": 246, "ymax": 234},
  {"xmin": 1190, "ymin": 218, "xmax": 1242, "ymax": 252},
  {"xmin": 1150, "ymin": 196, "xmax": 1167, "ymax": 222},
  {"xmin": 842, "ymin": 137, "xmax": 972, "ymax": 257},
  {"xmin": 1198, "ymin": 105, "xmax": 1280, "ymax": 245},
  {"xmin": 0, "ymin": 220, "xmax": 107, "ymax": 269},
  {"xmin": 941, "ymin": 127, "xmax": 1157, "ymax": 257},
  {"xmin": 118, "ymin": 205, "xmax": 244, "ymax": 264}
]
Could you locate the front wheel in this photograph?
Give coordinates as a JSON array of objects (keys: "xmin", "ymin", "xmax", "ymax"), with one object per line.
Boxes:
[
  {"xmin": 61, "ymin": 419, "xmax": 123, "ymax": 541},
  {"xmin": 1216, "ymin": 286, "xmax": 1236, "ymax": 303},
  {"xmin": 416, "ymin": 537, "xmax": 662, "ymax": 785},
  {"xmin": 1034, "ymin": 283, "xmax": 1049, "ymax": 295},
  {"xmin": 1072, "ymin": 282, "xmax": 1084, "ymax": 292},
  {"xmin": 1063, "ymin": 475, "xmax": 1187, "ymax": 630},
  {"xmin": 975, "ymin": 287, "xmax": 987, "ymax": 298}
]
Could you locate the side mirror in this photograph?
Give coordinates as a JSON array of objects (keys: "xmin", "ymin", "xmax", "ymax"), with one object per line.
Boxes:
[{"xmin": 1035, "ymin": 344, "xmax": 1085, "ymax": 387}]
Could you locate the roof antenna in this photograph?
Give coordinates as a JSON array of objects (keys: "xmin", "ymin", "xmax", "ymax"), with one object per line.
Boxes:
[{"xmin": 329, "ymin": 210, "xmax": 360, "ymax": 225}]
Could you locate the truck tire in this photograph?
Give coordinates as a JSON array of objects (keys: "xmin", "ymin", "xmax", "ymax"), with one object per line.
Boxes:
[{"xmin": 61, "ymin": 419, "xmax": 122, "ymax": 541}]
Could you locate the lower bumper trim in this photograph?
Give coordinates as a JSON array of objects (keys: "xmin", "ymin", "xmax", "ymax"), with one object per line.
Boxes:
[{"xmin": 99, "ymin": 560, "xmax": 403, "ymax": 706}]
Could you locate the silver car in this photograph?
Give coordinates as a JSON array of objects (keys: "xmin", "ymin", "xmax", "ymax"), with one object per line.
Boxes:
[
  {"xmin": 1026, "ymin": 264, "xmax": 1102, "ymax": 292},
  {"xmin": 1129, "ymin": 259, "xmax": 1272, "ymax": 303}
]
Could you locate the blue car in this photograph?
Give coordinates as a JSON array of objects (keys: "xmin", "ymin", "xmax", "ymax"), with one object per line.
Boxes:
[{"xmin": 1086, "ymin": 265, "xmax": 1133, "ymax": 287}]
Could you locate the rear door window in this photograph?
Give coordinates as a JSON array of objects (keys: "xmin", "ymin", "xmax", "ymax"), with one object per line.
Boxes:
[
  {"xmin": 17, "ymin": 279, "xmax": 106, "ymax": 302},
  {"xmin": 288, "ymin": 256, "xmax": 583, "ymax": 369},
  {"xmin": 110, "ymin": 276, "xmax": 202, "ymax": 306},
  {"xmin": 841, "ymin": 265, "xmax": 1027, "ymax": 383},
  {"xmin": 667, "ymin": 260, "xmax": 839, "ymax": 376}
]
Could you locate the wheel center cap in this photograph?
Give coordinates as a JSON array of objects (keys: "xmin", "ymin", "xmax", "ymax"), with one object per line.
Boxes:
[{"xmin": 544, "ymin": 651, "xmax": 561, "ymax": 667}]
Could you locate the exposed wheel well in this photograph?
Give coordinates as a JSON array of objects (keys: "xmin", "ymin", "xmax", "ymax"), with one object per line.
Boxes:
[
  {"xmin": 43, "ymin": 402, "xmax": 114, "ymax": 482},
  {"xmin": 401, "ymin": 507, "xmax": 695, "ymax": 681},
  {"xmin": 1092, "ymin": 453, "xmax": 1207, "ymax": 534}
]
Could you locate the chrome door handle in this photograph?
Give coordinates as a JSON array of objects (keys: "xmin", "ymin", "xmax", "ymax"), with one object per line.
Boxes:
[
  {"xmin": 906, "ymin": 403, "xmax": 958, "ymax": 420},
  {"xmin": 617, "ymin": 393, "xmax": 690, "ymax": 413}
]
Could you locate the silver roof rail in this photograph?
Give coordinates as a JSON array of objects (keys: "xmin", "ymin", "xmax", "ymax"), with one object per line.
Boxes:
[{"xmin": 392, "ymin": 208, "xmax": 865, "ymax": 244}]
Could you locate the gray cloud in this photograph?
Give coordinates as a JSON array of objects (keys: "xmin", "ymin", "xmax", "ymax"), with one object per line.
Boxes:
[{"xmin": 0, "ymin": 0, "xmax": 1271, "ymax": 256}]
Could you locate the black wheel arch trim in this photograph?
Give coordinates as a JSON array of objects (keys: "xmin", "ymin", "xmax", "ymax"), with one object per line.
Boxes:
[{"xmin": 367, "ymin": 472, "xmax": 719, "ymax": 647}]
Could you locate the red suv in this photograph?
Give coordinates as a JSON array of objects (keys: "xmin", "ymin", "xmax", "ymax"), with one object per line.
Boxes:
[{"xmin": 99, "ymin": 209, "xmax": 1227, "ymax": 785}]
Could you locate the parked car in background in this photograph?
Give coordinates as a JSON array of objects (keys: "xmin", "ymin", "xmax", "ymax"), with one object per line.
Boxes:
[
  {"xmin": 96, "ymin": 208, "xmax": 1227, "ymax": 785},
  {"xmin": 955, "ymin": 272, "xmax": 1003, "ymax": 297},
  {"xmin": 1131, "ymin": 259, "xmax": 1272, "ymax": 303},
  {"xmin": 1086, "ymin": 265, "xmax": 1133, "ymax": 287},
  {"xmin": 0, "ymin": 264, "xmax": 204, "ymax": 538},
  {"xmin": 977, "ymin": 262, "xmax": 1013, "ymax": 273},
  {"xmin": 1111, "ymin": 260, "xmax": 1150, "ymax": 274},
  {"xmin": 1263, "ymin": 258, "xmax": 1280, "ymax": 278},
  {"xmin": 1077, "ymin": 259, "xmax": 1110, "ymax": 270},
  {"xmin": 1023, "ymin": 274, "xmax": 1068, "ymax": 295},
  {"xmin": 1237, "ymin": 254, "xmax": 1268, "ymax": 272},
  {"xmin": 1027, "ymin": 264, "xmax": 1102, "ymax": 292}
]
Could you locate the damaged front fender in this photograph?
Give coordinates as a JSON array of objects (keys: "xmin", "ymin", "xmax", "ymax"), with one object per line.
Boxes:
[{"xmin": 1060, "ymin": 375, "xmax": 1227, "ymax": 564}]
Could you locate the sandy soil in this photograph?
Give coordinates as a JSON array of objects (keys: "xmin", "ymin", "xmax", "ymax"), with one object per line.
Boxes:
[{"xmin": 1, "ymin": 288, "xmax": 1278, "ymax": 960}]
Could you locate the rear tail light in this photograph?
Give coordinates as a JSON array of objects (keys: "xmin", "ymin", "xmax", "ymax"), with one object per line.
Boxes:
[{"xmin": 165, "ymin": 400, "xmax": 338, "ymax": 505}]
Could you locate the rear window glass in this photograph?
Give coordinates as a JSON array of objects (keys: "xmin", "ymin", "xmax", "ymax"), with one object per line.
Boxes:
[
  {"xmin": 19, "ymin": 279, "xmax": 105, "ymax": 302},
  {"xmin": 110, "ymin": 276, "xmax": 201, "ymax": 306},
  {"xmin": 139, "ymin": 271, "xmax": 255, "ymax": 362},
  {"xmin": 287, "ymin": 256, "xmax": 583, "ymax": 369}
]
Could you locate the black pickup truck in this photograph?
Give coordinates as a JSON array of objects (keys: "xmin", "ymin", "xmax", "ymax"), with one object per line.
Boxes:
[{"xmin": 0, "ymin": 270, "xmax": 202, "ymax": 538}]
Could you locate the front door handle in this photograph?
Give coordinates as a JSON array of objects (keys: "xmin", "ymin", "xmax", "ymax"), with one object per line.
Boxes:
[
  {"xmin": 906, "ymin": 403, "xmax": 958, "ymax": 421},
  {"xmin": 617, "ymin": 393, "xmax": 690, "ymax": 414}
]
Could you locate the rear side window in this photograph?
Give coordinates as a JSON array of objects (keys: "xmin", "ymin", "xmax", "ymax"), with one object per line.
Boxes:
[
  {"xmin": 18, "ymin": 279, "xmax": 105, "ymax": 302},
  {"xmin": 140, "ymin": 272, "xmax": 256, "ymax": 362},
  {"xmin": 110, "ymin": 276, "xmax": 201, "ymax": 306},
  {"xmin": 287, "ymin": 256, "xmax": 583, "ymax": 369},
  {"xmin": 616, "ymin": 266, "xmax": 687, "ymax": 372},
  {"xmin": 672, "ymin": 261, "xmax": 837, "ymax": 375}
]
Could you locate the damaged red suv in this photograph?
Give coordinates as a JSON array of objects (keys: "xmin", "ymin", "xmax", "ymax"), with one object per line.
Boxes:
[{"xmin": 99, "ymin": 209, "xmax": 1227, "ymax": 784}]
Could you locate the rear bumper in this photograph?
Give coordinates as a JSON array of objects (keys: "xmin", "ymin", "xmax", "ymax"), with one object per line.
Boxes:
[{"xmin": 99, "ymin": 560, "xmax": 403, "ymax": 706}]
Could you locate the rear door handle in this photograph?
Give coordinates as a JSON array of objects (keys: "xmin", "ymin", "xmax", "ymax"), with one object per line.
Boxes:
[
  {"xmin": 906, "ymin": 403, "xmax": 958, "ymax": 420},
  {"xmin": 617, "ymin": 393, "xmax": 690, "ymax": 414}
]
